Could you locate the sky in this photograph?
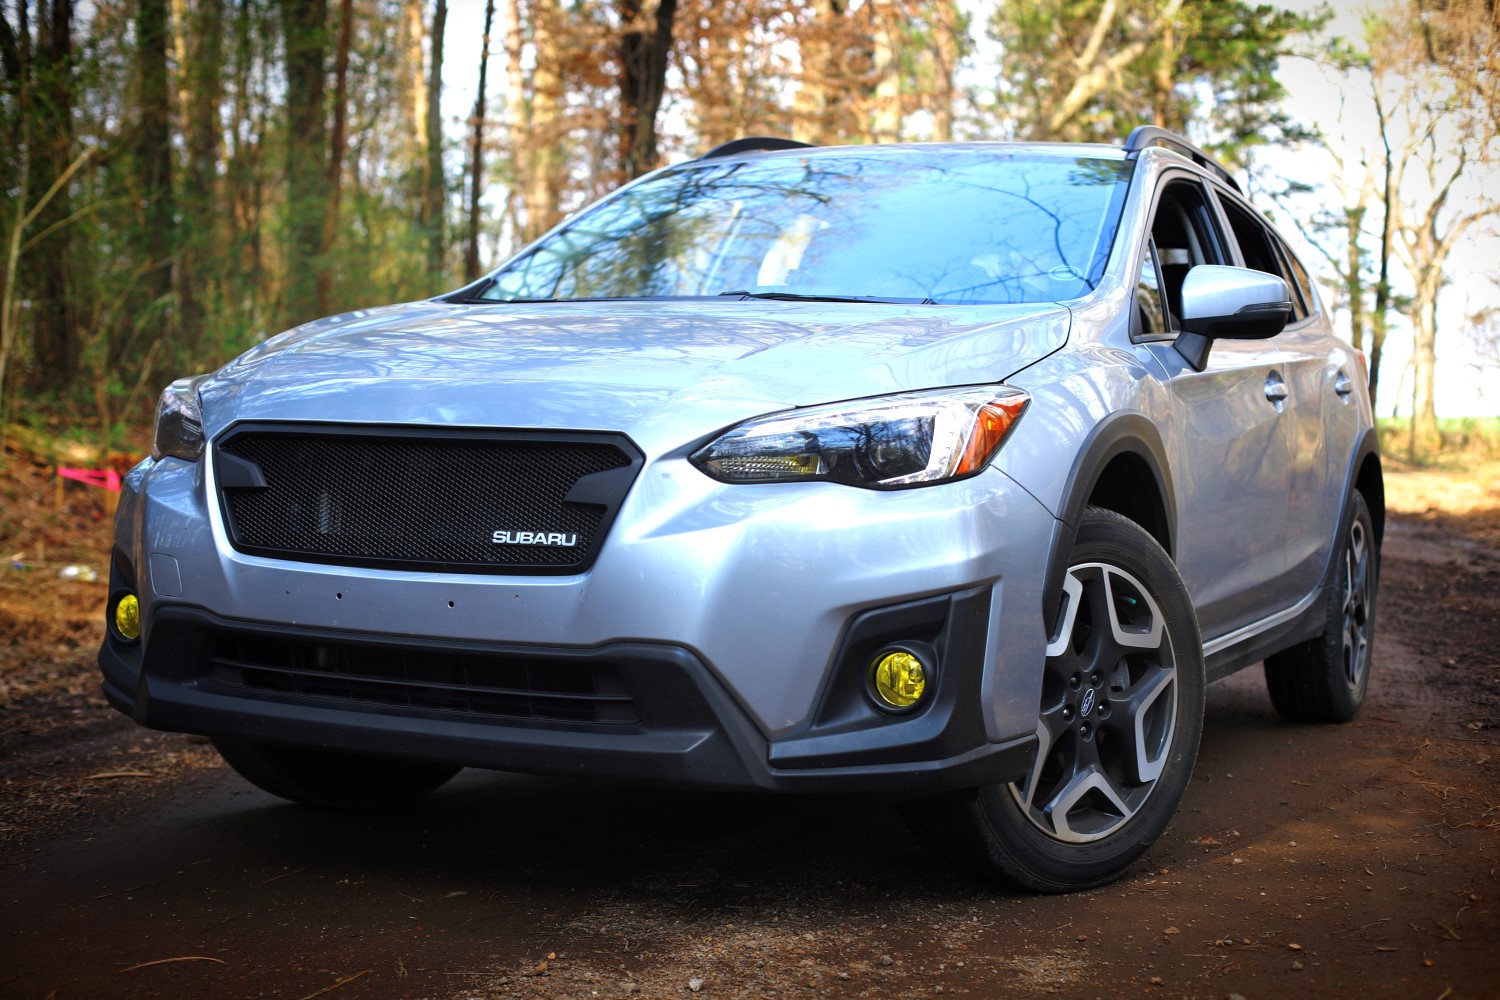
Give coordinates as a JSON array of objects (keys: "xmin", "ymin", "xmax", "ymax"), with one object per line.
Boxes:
[{"xmin": 435, "ymin": 0, "xmax": 1499, "ymax": 418}]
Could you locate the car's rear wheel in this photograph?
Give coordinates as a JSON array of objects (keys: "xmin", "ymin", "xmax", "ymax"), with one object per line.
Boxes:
[
  {"xmin": 903, "ymin": 507, "xmax": 1205, "ymax": 892},
  {"xmin": 212, "ymin": 738, "xmax": 460, "ymax": 809},
  {"xmin": 1264, "ymin": 489, "xmax": 1377, "ymax": 723}
]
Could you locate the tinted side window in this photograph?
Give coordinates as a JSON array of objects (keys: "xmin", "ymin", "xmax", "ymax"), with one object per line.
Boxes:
[
  {"xmin": 1278, "ymin": 240, "xmax": 1319, "ymax": 318},
  {"xmin": 1220, "ymin": 198, "xmax": 1306, "ymax": 321}
]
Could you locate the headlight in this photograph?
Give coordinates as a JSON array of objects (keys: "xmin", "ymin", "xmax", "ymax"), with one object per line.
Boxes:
[
  {"xmin": 151, "ymin": 375, "xmax": 211, "ymax": 461},
  {"xmin": 691, "ymin": 386, "xmax": 1029, "ymax": 488}
]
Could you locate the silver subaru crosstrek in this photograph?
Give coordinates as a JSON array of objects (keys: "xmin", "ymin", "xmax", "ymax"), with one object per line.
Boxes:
[{"xmin": 100, "ymin": 127, "xmax": 1381, "ymax": 892}]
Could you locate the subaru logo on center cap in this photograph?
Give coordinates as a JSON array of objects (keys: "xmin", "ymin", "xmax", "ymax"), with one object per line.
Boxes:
[{"xmin": 1080, "ymin": 688, "xmax": 1096, "ymax": 718}]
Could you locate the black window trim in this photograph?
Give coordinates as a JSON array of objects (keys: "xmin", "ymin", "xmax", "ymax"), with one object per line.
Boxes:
[{"xmin": 1130, "ymin": 169, "xmax": 1229, "ymax": 344}]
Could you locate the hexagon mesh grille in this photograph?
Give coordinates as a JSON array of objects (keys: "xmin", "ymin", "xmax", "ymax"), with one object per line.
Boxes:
[{"xmin": 219, "ymin": 431, "xmax": 632, "ymax": 570}]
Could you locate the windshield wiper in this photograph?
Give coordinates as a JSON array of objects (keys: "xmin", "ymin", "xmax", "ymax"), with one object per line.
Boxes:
[{"xmin": 717, "ymin": 290, "xmax": 937, "ymax": 305}]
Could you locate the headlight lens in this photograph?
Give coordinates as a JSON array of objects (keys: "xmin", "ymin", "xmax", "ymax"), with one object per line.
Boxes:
[
  {"xmin": 151, "ymin": 375, "xmax": 210, "ymax": 461},
  {"xmin": 692, "ymin": 386, "xmax": 1029, "ymax": 488}
]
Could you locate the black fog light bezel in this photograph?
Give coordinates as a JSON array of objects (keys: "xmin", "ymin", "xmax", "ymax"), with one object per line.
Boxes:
[{"xmin": 865, "ymin": 641, "xmax": 937, "ymax": 715}]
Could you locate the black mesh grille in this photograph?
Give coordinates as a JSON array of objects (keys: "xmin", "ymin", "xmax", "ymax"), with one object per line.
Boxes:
[
  {"xmin": 217, "ymin": 428, "xmax": 637, "ymax": 572},
  {"xmin": 206, "ymin": 632, "xmax": 639, "ymax": 725}
]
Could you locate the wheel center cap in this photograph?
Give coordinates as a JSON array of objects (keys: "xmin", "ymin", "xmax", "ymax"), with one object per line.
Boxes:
[{"xmin": 1079, "ymin": 688, "xmax": 1096, "ymax": 718}]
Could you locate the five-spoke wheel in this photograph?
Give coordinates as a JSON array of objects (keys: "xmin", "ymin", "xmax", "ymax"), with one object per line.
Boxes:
[
  {"xmin": 903, "ymin": 507, "xmax": 1205, "ymax": 891},
  {"xmin": 1265, "ymin": 489, "xmax": 1378, "ymax": 722}
]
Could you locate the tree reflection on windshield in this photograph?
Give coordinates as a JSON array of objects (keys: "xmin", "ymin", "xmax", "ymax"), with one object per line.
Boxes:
[{"xmin": 480, "ymin": 150, "xmax": 1132, "ymax": 305}]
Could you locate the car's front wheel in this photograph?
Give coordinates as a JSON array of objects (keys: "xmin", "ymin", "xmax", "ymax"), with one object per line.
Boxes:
[
  {"xmin": 212, "ymin": 738, "xmax": 461, "ymax": 809},
  {"xmin": 903, "ymin": 507, "xmax": 1205, "ymax": 892}
]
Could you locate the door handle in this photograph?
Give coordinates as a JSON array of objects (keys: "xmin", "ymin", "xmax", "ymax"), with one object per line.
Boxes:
[
  {"xmin": 1264, "ymin": 373, "xmax": 1288, "ymax": 404},
  {"xmin": 1334, "ymin": 371, "xmax": 1354, "ymax": 397}
]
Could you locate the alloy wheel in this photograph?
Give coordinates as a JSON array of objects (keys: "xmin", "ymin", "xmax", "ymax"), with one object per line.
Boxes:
[
  {"xmin": 1009, "ymin": 561, "xmax": 1179, "ymax": 843},
  {"xmin": 1341, "ymin": 518, "xmax": 1372, "ymax": 693}
]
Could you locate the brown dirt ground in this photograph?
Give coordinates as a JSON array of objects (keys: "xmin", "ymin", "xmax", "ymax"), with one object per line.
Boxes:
[{"xmin": 1, "ymin": 443, "xmax": 1497, "ymax": 999}]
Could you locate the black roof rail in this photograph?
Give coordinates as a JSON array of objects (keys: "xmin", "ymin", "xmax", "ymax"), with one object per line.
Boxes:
[
  {"xmin": 1123, "ymin": 125, "xmax": 1240, "ymax": 193},
  {"xmin": 698, "ymin": 137, "xmax": 815, "ymax": 161}
]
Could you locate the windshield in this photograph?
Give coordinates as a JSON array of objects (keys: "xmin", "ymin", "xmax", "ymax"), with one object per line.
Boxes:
[{"xmin": 479, "ymin": 149, "xmax": 1132, "ymax": 305}]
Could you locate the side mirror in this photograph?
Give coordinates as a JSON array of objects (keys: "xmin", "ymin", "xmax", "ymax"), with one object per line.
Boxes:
[{"xmin": 1175, "ymin": 265, "xmax": 1293, "ymax": 371}]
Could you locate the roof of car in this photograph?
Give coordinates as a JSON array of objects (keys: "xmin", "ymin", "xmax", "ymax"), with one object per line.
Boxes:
[{"xmin": 695, "ymin": 129, "xmax": 1242, "ymax": 194}]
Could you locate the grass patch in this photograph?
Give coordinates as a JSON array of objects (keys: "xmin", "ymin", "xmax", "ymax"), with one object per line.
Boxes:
[{"xmin": 1377, "ymin": 416, "xmax": 1500, "ymax": 467}]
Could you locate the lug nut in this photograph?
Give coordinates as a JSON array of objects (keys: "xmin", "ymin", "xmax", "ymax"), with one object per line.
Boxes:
[{"xmin": 1069, "ymin": 673, "xmax": 1081, "ymax": 689}]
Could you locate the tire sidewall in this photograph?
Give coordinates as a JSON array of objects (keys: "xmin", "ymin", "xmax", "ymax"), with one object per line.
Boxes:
[
  {"xmin": 975, "ymin": 509, "xmax": 1206, "ymax": 889},
  {"xmin": 1323, "ymin": 490, "xmax": 1379, "ymax": 718}
]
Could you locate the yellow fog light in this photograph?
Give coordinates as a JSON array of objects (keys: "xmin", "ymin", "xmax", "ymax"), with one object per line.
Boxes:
[
  {"xmin": 113, "ymin": 593, "xmax": 141, "ymax": 642},
  {"xmin": 870, "ymin": 649, "xmax": 928, "ymax": 710}
]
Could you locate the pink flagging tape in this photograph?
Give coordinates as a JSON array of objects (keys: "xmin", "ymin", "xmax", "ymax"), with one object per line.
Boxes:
[{"xmin": 57, "ymin": 467, "xmax": 122, "ymax": 492}]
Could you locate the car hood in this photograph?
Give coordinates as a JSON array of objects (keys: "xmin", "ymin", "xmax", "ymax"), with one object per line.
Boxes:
[{"xmin": 200, "ymin": 299, "xmax": 1069, "ymax": 451}]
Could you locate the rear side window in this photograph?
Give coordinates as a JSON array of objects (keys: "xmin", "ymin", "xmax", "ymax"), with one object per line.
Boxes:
[
  {"xmin": 1277, "ymin": 241, "xmax": 1319, "ymax": 318},
  {"xmin": 1219, "ymin": 197, "xmax": 1306, "ymax": 321}
]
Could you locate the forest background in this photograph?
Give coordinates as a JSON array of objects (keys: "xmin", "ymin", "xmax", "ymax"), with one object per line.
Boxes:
[{"xmin": 0, "ymin": 0, "xmax": 1496, "ymax": 456}]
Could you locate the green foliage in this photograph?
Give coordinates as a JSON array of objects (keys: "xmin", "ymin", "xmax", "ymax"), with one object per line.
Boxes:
[{"xmin": 988, "ymin": 0, "xmax": 1327, "ymax": 164}]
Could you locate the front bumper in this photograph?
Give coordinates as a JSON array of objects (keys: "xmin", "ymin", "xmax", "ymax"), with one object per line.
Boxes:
[
  {"xmin": 101, "ymin": 597, "xmax": 1036, "ymax": 794},
  {"xmin": 101, "ymin": 447, "xmax": 1059, "ymax": 794}
]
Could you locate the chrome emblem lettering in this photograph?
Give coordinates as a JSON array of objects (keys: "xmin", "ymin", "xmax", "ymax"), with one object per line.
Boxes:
[{"xmin": 491, "ymin": 530, "xmax": 578, "ymax": 547}]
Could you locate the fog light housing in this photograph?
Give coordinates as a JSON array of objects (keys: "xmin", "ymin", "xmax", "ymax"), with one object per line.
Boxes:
[
  {"xmin": 112, "ymin": 593, "xmax": 141, "ymax": 642},
  {"xmin": 869, "ymin": 646, "xmax": 930, "ymax": 711}
]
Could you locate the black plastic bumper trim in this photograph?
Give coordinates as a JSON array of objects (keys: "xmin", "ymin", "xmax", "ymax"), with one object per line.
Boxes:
[{"xmin": 98, "ymin": 605, "xmax": 1036, "ymax": 795}]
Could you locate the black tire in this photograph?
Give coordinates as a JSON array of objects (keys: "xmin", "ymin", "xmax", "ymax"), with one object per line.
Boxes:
[
  {"xmin": 212, "ymin": 738, "xmax": 460, "ymax": 809},
  {"xmin": 1264, "ymin": 489, "xmax": 1378, "ymax": 723},
  {"xmin": 902, "ymin": 507, "xmax": 1205, "ymax": 892}
]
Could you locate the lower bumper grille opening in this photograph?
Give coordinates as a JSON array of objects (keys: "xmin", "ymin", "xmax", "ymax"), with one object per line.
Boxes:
[{"xmin": 206, "ymin": 633, "xmax": 640, "ymax": 726}]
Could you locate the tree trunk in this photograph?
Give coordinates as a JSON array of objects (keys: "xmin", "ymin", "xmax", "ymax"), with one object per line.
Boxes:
[
  {"xmin": 425, "ymin": 0, "xmax": 447, "ymax": 282},
  {"xmin": 115, "ymin": 0, "xmax": 174, "ymax": 373},
  {"xmin": 792, "ymin": 0, "xmax": 841, "ymax": 144},
  {"xmin": 868, "ymin": 7, "xmax": 901, "ymax": 142},
  {"xmin": 1369, "ymin": 89, "xmax": 1396, "ymax": 407},
  {"xmin": 323, "ymin": 0, "xmax": 355, "ymax": 308},
  {"xmin": 279, "ymin": 0, "xmax": 329, "ymax": 327},
  {"xmin": 510, "ymin": 0, "xmax": 564, "ymax": 241},
  {"xmin": 1343, "ymin": 204, "xmax": 1365, "ymax": 354},
  {"xmin": 930, "ymin": 0, "xmax": 960, "ymax": 142},
  {"xmin": 182, "ymin": 0, "xmax": 225, "ymax": 355},
  {"xmin": 30, "ymin": 0, "xmax": 75, "ymax": 388},
  {"xmin": 618, "ymin": 0, "xmax": 678, "ymax": 180},
  {"xmin": 1408, "ymin": 297, "xmax": 1441, "ymax": 454},
  {"xmin": 465, "ymin": 0, "xmax": 496, "ymax": 280}
]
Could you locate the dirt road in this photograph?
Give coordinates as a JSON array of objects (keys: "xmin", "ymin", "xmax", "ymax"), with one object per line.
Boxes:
[{"xmin": 2, "ymin": 466, "xmax": 1497, "ymax": 999}]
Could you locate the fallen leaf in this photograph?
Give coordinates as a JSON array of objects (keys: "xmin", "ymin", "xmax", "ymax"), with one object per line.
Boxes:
[
  {"xmin": 1164, "ymin": 926, "xmax": 1180, "ymax": 935},
  {"xmin": 1288, "ymin": 943, "xmax": 1302, "ymax": 951},
  {"xmin": 88, "ymin": 771, "xmax": 155, "ymax": 780}
]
